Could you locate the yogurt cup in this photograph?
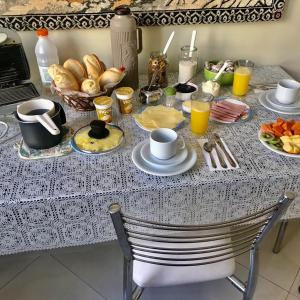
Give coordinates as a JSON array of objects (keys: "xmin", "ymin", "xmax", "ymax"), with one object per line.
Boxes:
[
  {"xmin": 93, "ymin": 96, "xmax": 113, "ymax": 123},
  {"xmin": 115, "ymin": 87, "xmax": 134, "ymax": 114}
]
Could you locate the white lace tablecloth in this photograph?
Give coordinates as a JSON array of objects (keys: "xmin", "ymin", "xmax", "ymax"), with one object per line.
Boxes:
[{"xmin": 0, "ymin": 66, "xmax": 299, "ymax": 255}]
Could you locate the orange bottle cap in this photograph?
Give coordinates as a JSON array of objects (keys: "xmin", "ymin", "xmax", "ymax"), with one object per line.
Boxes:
[{"xmin": 36, "ymin": 28, "xmax": 48, "ymax": 36}]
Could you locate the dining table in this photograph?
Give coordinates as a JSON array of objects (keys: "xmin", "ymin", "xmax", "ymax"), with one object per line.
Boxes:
[{"xmin": 0, "ymin": 65, "xmax": 299, "ymax": 256}]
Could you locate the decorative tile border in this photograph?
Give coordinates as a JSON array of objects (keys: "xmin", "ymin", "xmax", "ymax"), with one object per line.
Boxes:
[{"xmin": 0, "ymin": 0, "xmax": 286, "ymax": 32}]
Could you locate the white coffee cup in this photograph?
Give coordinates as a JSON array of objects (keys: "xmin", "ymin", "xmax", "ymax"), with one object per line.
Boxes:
[
  {"xmin": 275, "ymin": 79, "xmax": 300, "ymax": 105},
  {"xmin": 150, "ymin": 128, "xmax": 185, "ymax": 160}
]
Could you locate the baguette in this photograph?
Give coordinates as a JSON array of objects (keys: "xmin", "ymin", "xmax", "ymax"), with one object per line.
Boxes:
[
  {"xmin": 83, "ymin": 54, "xmax": 106, "ymax": 80},
  {"xmin": 99, "ymin": 67, "xmax": 122, "ymax": 88},
  {"xmin": 63, "ymin": 58, "xmax": 87, "ymax": 84}
]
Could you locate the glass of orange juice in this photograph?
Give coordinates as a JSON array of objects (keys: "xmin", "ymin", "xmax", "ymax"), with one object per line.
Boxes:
[
  {"xmin": 190, "ymin": 99, "xmax": 211, "ymax": 135},
  {"xmin": 232, "ymin": 60, "xmax": 254, "ymax": 96}
]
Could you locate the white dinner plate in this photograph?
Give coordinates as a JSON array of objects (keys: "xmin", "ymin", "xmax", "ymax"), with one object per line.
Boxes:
[
  {"xmin": 258, "ymin": 130, "xmax": 300, "ymax": 158},
  {"xmin": 259, "ymin": 92, "xmax": 300, "ymax": 115},
  {"xmin": 266, "ymin": 90, "xmax": 300, "ymax": 110},
  {"xmin": 140, "ymin": 141, "xmax": 188, "ymax": 167},
  {"xmin": 132, "ymin": 141, "xmax": 197, "ymax": 176},
  {"xmin": 210, "ymin": 98, "xmax": 252, "ymax": 124}
]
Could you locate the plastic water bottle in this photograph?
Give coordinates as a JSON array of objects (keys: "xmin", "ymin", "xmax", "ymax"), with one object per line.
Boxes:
[{"xmin": 35, "ymin": 28, "xmax": 59, "ymax": 86}]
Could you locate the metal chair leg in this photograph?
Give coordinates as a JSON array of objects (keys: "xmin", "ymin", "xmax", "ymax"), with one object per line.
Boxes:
[
  {"xmin": 123, "ymin": 258, "xmax": 133, "ymax": 300},
  {"xmin": 132, "ymin": 286, "xmax": 144, "ymax": 300},
  {"xmin": 243, "ymin": 247, "xmax": 259, "ymax": 300},
  {"xmin": 273, "ymin": 220, "xmax": 288, "ymax": 254}
]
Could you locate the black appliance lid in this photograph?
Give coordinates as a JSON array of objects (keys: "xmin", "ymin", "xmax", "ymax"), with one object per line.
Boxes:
[{"xmin": 0, "ymin": 28, "xmax": 31, "ymax": 86}]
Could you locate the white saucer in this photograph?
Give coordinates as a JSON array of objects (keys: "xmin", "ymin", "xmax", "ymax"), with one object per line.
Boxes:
[
  {"xmin": 132, "ymin": 141, "xmax": 197, "ymax": 176},
  {"xmin": 140, "ymin": 141, "xmax": 188, "ymax": 167},
  {"xmin": 266, "ymin": 90, "xmax": 300, "ymax": 110},
  {"xmin": 259, "ymin": 92, "xmax": 300, "ymax": 115}
]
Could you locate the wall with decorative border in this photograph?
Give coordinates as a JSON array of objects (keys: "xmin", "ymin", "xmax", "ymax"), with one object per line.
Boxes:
[{"xmin": 0, "ymin": 0, "xmax": 286, "ymax": 31}]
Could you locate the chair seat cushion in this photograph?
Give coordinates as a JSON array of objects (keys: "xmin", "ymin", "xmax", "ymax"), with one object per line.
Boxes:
[{"xmin": 131, "ymin": 229, "xmax": 236, "ymax": 287}]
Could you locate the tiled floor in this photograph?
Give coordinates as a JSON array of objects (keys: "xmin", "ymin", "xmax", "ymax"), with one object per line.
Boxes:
[{"xmin": 0, "ymin": 220, "xmax": 299, "ymax": 300}]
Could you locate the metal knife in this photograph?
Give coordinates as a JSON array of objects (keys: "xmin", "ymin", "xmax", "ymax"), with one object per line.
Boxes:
[{"xmin": 213, "ymin": 133, "xmax": 237, "ymax": 168}]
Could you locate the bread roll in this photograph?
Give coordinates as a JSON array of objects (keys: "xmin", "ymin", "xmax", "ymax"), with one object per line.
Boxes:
[
  {"xmin": 49, "ymin": 64, "xmax": 80, "ymax": 91},
  {"xmin": 54, "ymin": 73, "xmax": 80, "ymax": 91},
  {"xmin": 98, "ymin": 68, "xmax": 122, "ymax": 88},
  {"xmin": 81, "ymin": 79, "xmax": 100, "ymax": 95},
  {"xmin": 63, "ymin": 58, "xmax": 87, "ymax": 83},
  {"xmin": 48, "ymin": 64, "xmax": 67, "ymax": 80},
  {"xmin": 83, "ymin": 54, "xmax": 106, "ymax": 80}
]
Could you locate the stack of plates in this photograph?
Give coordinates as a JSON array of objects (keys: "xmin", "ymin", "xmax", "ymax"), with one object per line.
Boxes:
[
  {"xmin": 259, "ymin": 90, "xmax": 300, "ymax": 115},
  {"xmin": 132, "ymin": 141, "xmax": 197, "ymax": 176}
]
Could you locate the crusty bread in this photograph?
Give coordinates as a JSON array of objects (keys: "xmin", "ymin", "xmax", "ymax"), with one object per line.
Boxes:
[
  {"xmin": 98, "ymin": 68, "xmax": 122, "ymax": 88},
  {"xmin": 48, "ymin": 64, "xmax": 67, "ymax": 80},
  {"xmin": 49, "ymin": 64, "xmax": 80, "ymax": 91},
  {"xmin": 83, "ymin": 54, "xmax": 106, "ymax": 80},
  {"xmin": 63, "ymin": 58, "xmax": 87, "ymax": 84},
  {"xmin": 81, "ymin": 78, "xmax": 100, "ymax": 95}
]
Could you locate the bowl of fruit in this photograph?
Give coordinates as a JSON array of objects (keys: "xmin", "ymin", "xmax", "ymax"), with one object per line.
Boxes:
[{"xmin": 203, "ymin": 60, "xmax": 235, "ymax": 86}]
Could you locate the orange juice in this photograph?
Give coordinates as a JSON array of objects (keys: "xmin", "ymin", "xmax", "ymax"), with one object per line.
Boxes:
[
  {"xmin": 232, "ymin": 66, "xmax": 252, "ymax": 96},
  {"xmin": 190, "ymin": 101, "xmax": 211, "ymax": 135}
]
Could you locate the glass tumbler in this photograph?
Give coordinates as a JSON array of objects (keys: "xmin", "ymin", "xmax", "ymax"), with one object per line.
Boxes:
[
  {"xmin": 232, "ymin": 60, "xmax": 254, "ymax": 96},
  {"xmin": 148, "ymin": 51, "xmax": 168, "ymax": 88},
  {"xmin": 190, "ymin": 96, "xmax": 212, "ymax": 135},
  {"xmin": 178, "ymin": 46, "xmax": 198, "ymax": 83}
]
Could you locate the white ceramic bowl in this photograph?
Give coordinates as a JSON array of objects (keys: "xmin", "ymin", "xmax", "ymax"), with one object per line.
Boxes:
[{"xmin": 173, "ymin": 82, "xmax": 198, "ymax": 101}]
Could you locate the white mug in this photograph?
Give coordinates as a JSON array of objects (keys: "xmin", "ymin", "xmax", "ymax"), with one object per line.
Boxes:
[
  {"xmin": 150, "ymin": 128, "xmax": 185, "ymax": 160},
  {"xmin": 275, "ymin": 79, "xmax": 300, "ymax": 105}
]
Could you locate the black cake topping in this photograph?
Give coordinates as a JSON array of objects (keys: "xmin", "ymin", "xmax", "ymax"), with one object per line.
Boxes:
[{"xmin": 88, "ymin": 120, "xmax": 109, "ymax": 139}]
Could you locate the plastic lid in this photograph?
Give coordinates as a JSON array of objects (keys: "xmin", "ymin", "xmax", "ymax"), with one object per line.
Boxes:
[
  {"xmin": 115, "ymin": 87, "xmax": 134, "ymax": 100},
  {"xmin": 36, "ymin": 28, "xmax": 48, "ymax": 37},
  {"xmin": 93, "ymin": 96, "xmax": 113, "ymax": 108},
  {"xmin": 115, "ymin": 5, "xmax": 131, "ymax": 15}
]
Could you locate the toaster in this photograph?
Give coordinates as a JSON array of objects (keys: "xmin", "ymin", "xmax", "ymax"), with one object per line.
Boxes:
[{"xmin": 0, "ymin": 28, "xmax": 39, "ymax": 107}]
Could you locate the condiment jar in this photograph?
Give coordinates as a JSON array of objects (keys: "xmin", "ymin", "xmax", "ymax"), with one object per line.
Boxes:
[
  {"xmin": 139, "ymin": 85, "xmax": 163, "ymax": 105},
  {"xmin": 115, "ymin": 87, "xmax": 134, "ymax": 114},
  {"xmin": 148, "ymin": 51, "xmax": 168, "ymax": 88},
  {"xmin": 93, "ymin": 96, "xmax": 113, "ymax": 123}
]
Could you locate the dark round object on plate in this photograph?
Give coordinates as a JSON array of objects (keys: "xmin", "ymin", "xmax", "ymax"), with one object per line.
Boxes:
[
  {"xmin": 14, "ymin": 102, "xmax": 66, "ymax": 150},
  {"xmin": 175, "ymin": 83, "xmax": 197, "ymax": 93},
  {"xmin": 88, "ymin": 120, "xmax": 109, "ymax": 139}
]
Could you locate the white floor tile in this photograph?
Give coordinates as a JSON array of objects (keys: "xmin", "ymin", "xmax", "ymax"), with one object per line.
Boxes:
[
  {"xmin": 52, "ymin": 241, "xmax": 123, "ymax": 300},
  {"xmin": 0, "ymin": 255, "xmax": 105, "ymax": 300},
  {"xmin": 236, "ymin": 220, "xmax": 300, "ymax": 291},
  {"xmin": 0, "ymin": 252, "xmax": 39, "ymax": 289},
  {"xmin": 287, "ymin": 294, "xmax": 300, "ymax": 300},
  {"xmin": 290, "ymin": 270, "xmax": 300, "ymax": 298},
  {"xmin": 141, "ymin": 263, "xmax": 288, "ymax": 300}
]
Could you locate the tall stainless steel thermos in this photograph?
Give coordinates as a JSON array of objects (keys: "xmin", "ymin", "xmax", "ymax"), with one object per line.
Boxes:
[{"xmin": 110, "ymin": 5, "xmax": 142, "ymax": 90}]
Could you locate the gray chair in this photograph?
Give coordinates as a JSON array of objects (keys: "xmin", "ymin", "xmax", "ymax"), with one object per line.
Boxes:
[{"xmin": 109, "ymin": 192, "xmax": 295, "ymax": 300}]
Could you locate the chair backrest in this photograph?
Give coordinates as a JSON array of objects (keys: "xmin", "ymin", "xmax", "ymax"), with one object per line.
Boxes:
[{"xmin": 109, "ymin": 192, "xmax": 295, "ymax": 267}]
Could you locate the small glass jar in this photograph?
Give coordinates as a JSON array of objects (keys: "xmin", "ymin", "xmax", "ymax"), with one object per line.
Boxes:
[
  {"xmin": 139, "ymin": 85, "xmax": 163, "ymax": 105},
  {"xmin": 178, "ymin": 46, "xmax": 198, "ymax": 83},
  {"xmin": 148, "ymin": 51, "xmax": 168, "ymax": 88}
]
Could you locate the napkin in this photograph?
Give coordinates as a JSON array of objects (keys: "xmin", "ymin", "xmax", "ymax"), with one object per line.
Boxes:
[{"xmin": 198, "ymin": 138, "xmax": 239, "ymax": 171}]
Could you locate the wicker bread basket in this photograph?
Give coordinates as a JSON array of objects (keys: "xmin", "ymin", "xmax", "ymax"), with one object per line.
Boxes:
[{"xmin": 51, "ymin": 73, "xmax": 126, "ymax": 112}]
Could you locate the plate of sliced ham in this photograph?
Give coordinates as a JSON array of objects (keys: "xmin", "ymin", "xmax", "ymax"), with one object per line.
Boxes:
[{"xmin": 210, "ymin": 98, "xmax": 252, "ymax": 124}]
